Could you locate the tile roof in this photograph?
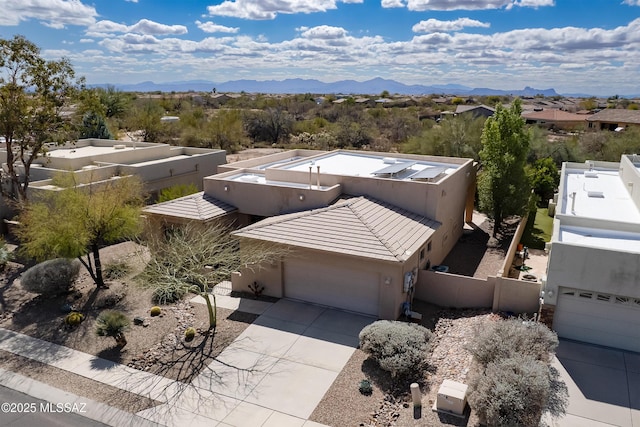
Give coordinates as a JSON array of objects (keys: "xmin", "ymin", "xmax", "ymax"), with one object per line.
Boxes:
[
  {"xmin": 143, "ymin": 192, "xmax": 237, "ymax": 222},
  {"xmin": 232, "ymin": 196, "xmax": 440, "ymax": 262},
  {"xmin": 522, "ymin": 109, "xmax": 587, "ymax": 122},
  {"xmin": 587, "ymin": 109, "xmax": 640, "ymax": 124}
]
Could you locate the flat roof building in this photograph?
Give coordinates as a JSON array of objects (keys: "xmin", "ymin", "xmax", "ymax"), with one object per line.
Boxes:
[{"xmin": 542, "ymin": 155, "xmax": 640, "ymax": 352}]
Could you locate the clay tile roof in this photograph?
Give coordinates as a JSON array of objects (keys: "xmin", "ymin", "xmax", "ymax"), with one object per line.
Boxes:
[
  {"xmin": 143, "ymin": 192, "xmax": 237, "ymax": 222},
  {"xmin": 232, "ymin": 196, "xmax": 440, "ymax": 262}
]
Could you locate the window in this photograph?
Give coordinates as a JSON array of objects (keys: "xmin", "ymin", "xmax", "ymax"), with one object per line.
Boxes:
[
  {"xmin": 427, "ymin": 241, "xmax": 432, "ymax": 252},
  {"xmin": 596, "ymin": 294, "xmax": 611, "ymax": 302},
  {"xmin": 419, "ymin": 248, "xmax": 425, "ymax": 261},
  {"xmin": 579, "ymin": 292, "xmax": 593, "ymax": 299}
]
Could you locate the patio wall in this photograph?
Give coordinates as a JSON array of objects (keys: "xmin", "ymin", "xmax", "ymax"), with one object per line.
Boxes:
[
  {"xmin": 415, "ymin": 270, "xmax": 541, "ymax": 314},
  {"xmin": 499, "ymin": 211, "xmax": 530, "ymax": 278}
]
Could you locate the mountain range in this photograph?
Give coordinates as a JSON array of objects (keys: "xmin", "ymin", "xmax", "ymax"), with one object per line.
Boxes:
[{"xmin": 95, "ymin": 77, "xmax": 564, "ymax": 97}]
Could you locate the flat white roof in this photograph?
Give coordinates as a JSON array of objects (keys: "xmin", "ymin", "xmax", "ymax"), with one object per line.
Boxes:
[
  {"xmin": 228, "ymin": 173, "xmax": 331, "ymax": 190},
  {"xmin": 559, "ymin": 225, "xmax": 640, "ymax": 253},
  {"xmin": 46, "ymin": 145, "xmax": 135, "ymax": 158},
  {"xmin": 561, "ymin": 168, "xmax": 640, "ymax": 223},
  {"xmin": 281, "ymin": 152, "xmax": 458, "ymax": 180}
]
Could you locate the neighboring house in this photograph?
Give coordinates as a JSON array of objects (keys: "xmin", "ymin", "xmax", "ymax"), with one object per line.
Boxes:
[
  {"xmin": 540, "ymin": 155, "xmax": 640, "ymax": 353},
  {"xmin": 522, "ymin": 109, "xmax": 588, "ymax": 131},
  {"xmin": 145, "ymin": 149, "xmax": 476, "ymax": 319},
  {"xmin": 454, "ymin": 104, "xmax": 495, "ymax": 119},
  {"xmin": 586, "ymin": 109, "xmax": 640, "ymax": 131},
  {"xmin": 0, "ymin": 138, "xmax": 226, "ymax": 208}
]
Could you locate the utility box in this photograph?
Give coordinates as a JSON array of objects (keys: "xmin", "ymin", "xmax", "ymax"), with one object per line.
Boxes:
[{"xmin": 435, "ymin": 379, "xmax": 468, "ymax": 417}]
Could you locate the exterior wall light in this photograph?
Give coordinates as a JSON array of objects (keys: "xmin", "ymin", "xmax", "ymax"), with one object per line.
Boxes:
[
  {"xmin": 224, "ymin": 185, "xmax": 229, "ymax": 192},
  {"xmin": 299, "ymin": 194, "xmax": 305, "ymax": 201}
]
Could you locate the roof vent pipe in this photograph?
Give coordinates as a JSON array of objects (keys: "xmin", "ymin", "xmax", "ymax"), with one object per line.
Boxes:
[
  {"xmin": 317, "ymin": 165, "xmax": 320, "ymax": 188},
  {"xmin": 571, "ymin": 191, "xmax": 577, "ymax": 213},
  {"xmin": 309, "ymin": 165, "xmax": 312, "ymax": 189}
]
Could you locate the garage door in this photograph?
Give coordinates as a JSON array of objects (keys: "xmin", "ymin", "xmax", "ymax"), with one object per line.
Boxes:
[
  {"xmin": 553, "ymin": 287, "xmax": 640, "ymax": 353},
  {"xmin": 284, "ymin": 258, "xmax": 380, "ymax": 316}
]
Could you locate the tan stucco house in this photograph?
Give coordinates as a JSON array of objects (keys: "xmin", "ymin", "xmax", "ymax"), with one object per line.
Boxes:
[
  {"xmin": 0, "ymin": 138, "xmax": 227, "ymax": 205},
  {"xmin": 145, "ymin": 149, "xmax": 476, "ymax": 320},
  {"xmin": 541, "ymin": 155, "xmax": 640, "ymax": 353}
]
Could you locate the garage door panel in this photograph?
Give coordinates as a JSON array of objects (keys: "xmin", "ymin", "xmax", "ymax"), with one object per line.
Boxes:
[
  {"xmin": 554, "ymin": 287, "xmax": 640, "ymax": 353},
  {"xmin": 284, "ymin": 258, "xmax": 379, "ymax": 316}
]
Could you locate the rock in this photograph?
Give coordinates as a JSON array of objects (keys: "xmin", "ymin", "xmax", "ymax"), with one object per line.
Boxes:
[{"xmin": 133, "ymin": 316, "xmax": 145, "ymax": 325}]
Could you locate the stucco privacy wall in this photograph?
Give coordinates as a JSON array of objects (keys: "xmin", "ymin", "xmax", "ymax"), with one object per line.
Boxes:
[
  {"xmin": 415, "ymin": 271, "xmax": 541, "ymax": 314},
  {"xmin": 620, "ymin": 154, "xmax": 640, "ymax": 212}
]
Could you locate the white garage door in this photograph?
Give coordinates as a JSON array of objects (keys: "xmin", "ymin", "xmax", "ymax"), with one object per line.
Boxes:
[
  {"xmin": 553, "ymin": 287, "xmax": 640, "ymax": 353},
  {"xmin": 284, "ymin": 258, "xmax": 380, "ymax": 316}
]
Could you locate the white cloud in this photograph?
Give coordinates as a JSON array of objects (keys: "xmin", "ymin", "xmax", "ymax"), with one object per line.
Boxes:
[
  {"xmin": 412, "ymin": 18, "xmax": 490, "ymax": 33},
  {"xmin": 623, "ymin": 0, "xmax": 640, "ymax": 5},
  {"xmin": 125, "ymin": 0, "xmax": 139, "ymax": 2},
  {"xmin": 88, "ymin": 19, "xmax": 187, "ymax": 37},
  {"xmin": 381, "ymin": 0, "xmax": 405, "ymax": 6},
  {"xmin": 299, "ymin": 25, "xmax": 348, "ymax": 39},
  {"xmin": 0, "ymin": 0, "xmax": 97, "ymax": 28},
  {"xmin": 80, "ymin": 38, "xmax": 94, "ymax": 43},
  {"xmin": 207, "ymin": 0, "xmax": 363, "ymax": 20},
  {"xmin": 196, "ymin": 20, "xmax": 239, "ymax": 33},
  {"xmin": 385, "ymin": 0, "xmax": 553, "ymax": 10}
]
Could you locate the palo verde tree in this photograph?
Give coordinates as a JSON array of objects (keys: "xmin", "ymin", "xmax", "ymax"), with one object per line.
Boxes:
[
  {"xmin": 139, "ymin": 222, "xmax": 289, "ymax": 329},
  {"xmin": 0, "ymin": 35, "xmax": 82, "ymax": 205},
  {"xmin": 17, "ymin": 175, "xmax": 143, "ymax": 288},
  {"xmin": 478, "ymin": 98, "xmax": 531, "ymax": 237}
]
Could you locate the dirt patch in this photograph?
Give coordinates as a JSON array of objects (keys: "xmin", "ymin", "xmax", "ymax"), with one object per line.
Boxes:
[{"xmin": 0, "ymin": 242, "xmax": 256, "ymax": 384}]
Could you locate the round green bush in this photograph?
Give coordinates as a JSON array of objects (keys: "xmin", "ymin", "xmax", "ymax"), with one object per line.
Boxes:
[
  {"xmin": 21, "ymin": 258, "xmax": 81, "ymax": 296},
  {"xmin": 150, "ymin": 306, "xmax": 162, "ymax": 316},
  {"xmin": 184, "ymin": 327, "xmax": 196, "ymax": 341},
  {"xmin": 65, "ymin": 311, "xmax": 84, "ymax": 326}
]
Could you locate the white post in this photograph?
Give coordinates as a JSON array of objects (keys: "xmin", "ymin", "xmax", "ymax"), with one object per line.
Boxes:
[
  {"xmin": 316, "ymin": 165, "xmax": 320, "ymax": 188},
  {"xmin": 410, "ymin": 383, "xmax": 421, "ymax": 407}
]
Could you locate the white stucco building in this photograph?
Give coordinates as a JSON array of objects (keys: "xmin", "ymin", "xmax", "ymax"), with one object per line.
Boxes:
[{"xmin": 541, "ymin": 155, "xmax": 640, "ymax": 353}]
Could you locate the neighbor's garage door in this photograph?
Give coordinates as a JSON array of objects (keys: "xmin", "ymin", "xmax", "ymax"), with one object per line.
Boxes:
[
  {"xmin": 284, "ymin": 258, "xmax": 379, "ymax": 316},
  {"xmin": 553, "ymin": 287, "xmax": 640, "ymax": 353}
]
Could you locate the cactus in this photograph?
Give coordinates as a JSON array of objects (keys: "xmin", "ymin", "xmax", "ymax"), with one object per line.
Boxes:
[
  {"xmin": 65, "ymin": 311, "xmax": 84, "ymax": 327},
  {"xmin": 184, "ymin": 327, "xmax": 196, "ymax": 341},
  {"xmin": 150, "ymin": 306, "xmax": 161, "ymax": 316}
]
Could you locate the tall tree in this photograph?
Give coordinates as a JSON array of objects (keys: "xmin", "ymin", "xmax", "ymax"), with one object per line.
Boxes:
[
  {"xmin": 478, "ymin": 98, "xmax": 531, "ymax": 237},
  {"xmin": 17, "ymin": 175, "xmax": 143, "ymax": 288},
  {"xmin": 0, "ymin": 35, "xmax": 82, "ymax": 204}
]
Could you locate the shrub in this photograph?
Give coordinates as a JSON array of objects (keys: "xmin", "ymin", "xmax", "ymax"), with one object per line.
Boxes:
[
  {"xmin": 103, "ymin": 261, "xmax": 131, "ymax": 280},
  {"xmin": 0, "ymin": 239, "xmax": 12, "ymax": 271},
  {"xmin": 150, "ymin": 306, "xmax": 161, "ymax": 316},
  {"xmin": 468, "ymin": 318, "xmax": 559, "ymax": 367},
  {"xmin": 184, "ymin": 327, "xmax": 196, "ymax": 341},
  {"xmin": 359, "ymin": 320, "xmax": 432, "ymax": 378},
  {"xmin": 468, "ymin": 355, "xmax": 567, "ymax": 427},
  {"xmin": 359, "ymin": 379, "xmax": 373, "ymax": 396},
  {"xmin": 151, "ymin": 282, "xmax": 188, "ymax": 305},
  {"xmin": 65, "ymin": 311, "xmax": 84, "ymax": 326},
  {"xmin": 21, "ymin": 258, "xmax": 81, "ymax": 295},
  {"xmin": 96, "ymin": 310, "xmax": 130, "ymax": 347}
]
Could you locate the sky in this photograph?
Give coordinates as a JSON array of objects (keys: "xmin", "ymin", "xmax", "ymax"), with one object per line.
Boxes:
[{"xmin": 1, "ymin": 0, "xmax": 639, "ymax": 96}]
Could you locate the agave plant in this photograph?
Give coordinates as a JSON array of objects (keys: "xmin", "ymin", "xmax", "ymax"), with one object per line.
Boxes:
[{"xmin": 95, "ymin": 310, "xmax": 130, "ymax": 348}]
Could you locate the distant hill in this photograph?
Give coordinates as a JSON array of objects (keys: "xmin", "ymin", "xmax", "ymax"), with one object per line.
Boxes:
[{"xmin": 93, "ymin": 78, "xmax": 559, "ymax": 97}]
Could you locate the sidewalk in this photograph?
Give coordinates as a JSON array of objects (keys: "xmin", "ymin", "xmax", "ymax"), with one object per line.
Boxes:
[{"xmin": 0, "ymin": 292, "xmax": 363, "ymax": 427}]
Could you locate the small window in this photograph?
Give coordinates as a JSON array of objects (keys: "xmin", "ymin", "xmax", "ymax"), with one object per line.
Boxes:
[
  {"xmin": 427, "ymin": 241, "xmax": 432, "ymax": 252},
  {"xmin": 561, "ymin": 289, "xmax": 575, "ymax": 296},
  {"xmin": 419, "ymin": 248, "xmax": 425, "ymax": 261},
  {"xmin": 596, "ymin": 294, "xmax": 611, "ymax": 302},
  {"xmin": 579, "ymin": 292, "xmax": 593, "ymax": 299},
  {"xmin": 615, "ymin": 296, "xmax": 629, "ymax": 304}
]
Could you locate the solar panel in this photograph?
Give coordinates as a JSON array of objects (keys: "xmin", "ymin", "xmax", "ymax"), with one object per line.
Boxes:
[
  {"xmin": 410, "ymin": 166, "xmax": 447, "ymax": 180},
  {"xmin": 372, "ymin": 161, "xmax": 417, "ymax": 175}
]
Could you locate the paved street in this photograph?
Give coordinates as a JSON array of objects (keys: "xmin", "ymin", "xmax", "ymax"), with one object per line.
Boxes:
[{"xmin": 0, "ymin": 385, "xmax": 110, "ymax": 427}]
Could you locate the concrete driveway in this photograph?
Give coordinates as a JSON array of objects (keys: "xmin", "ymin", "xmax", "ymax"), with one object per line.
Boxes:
[
  {"xmin": 138, "ymin": 299, "xmax": 376, "ymax": 427},
  {"xmin": 548, "ymin": 339, "xmax": 640, "ymax": 427}
]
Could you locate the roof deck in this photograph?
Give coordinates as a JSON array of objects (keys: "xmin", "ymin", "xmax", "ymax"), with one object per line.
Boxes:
[
  {"xmin": 280, "ymin": 152, "xmax": 458, "ymax": 181},
  {"xmin": 560, "ymin": 167, "xmax": 640, "ymax": 223}
]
